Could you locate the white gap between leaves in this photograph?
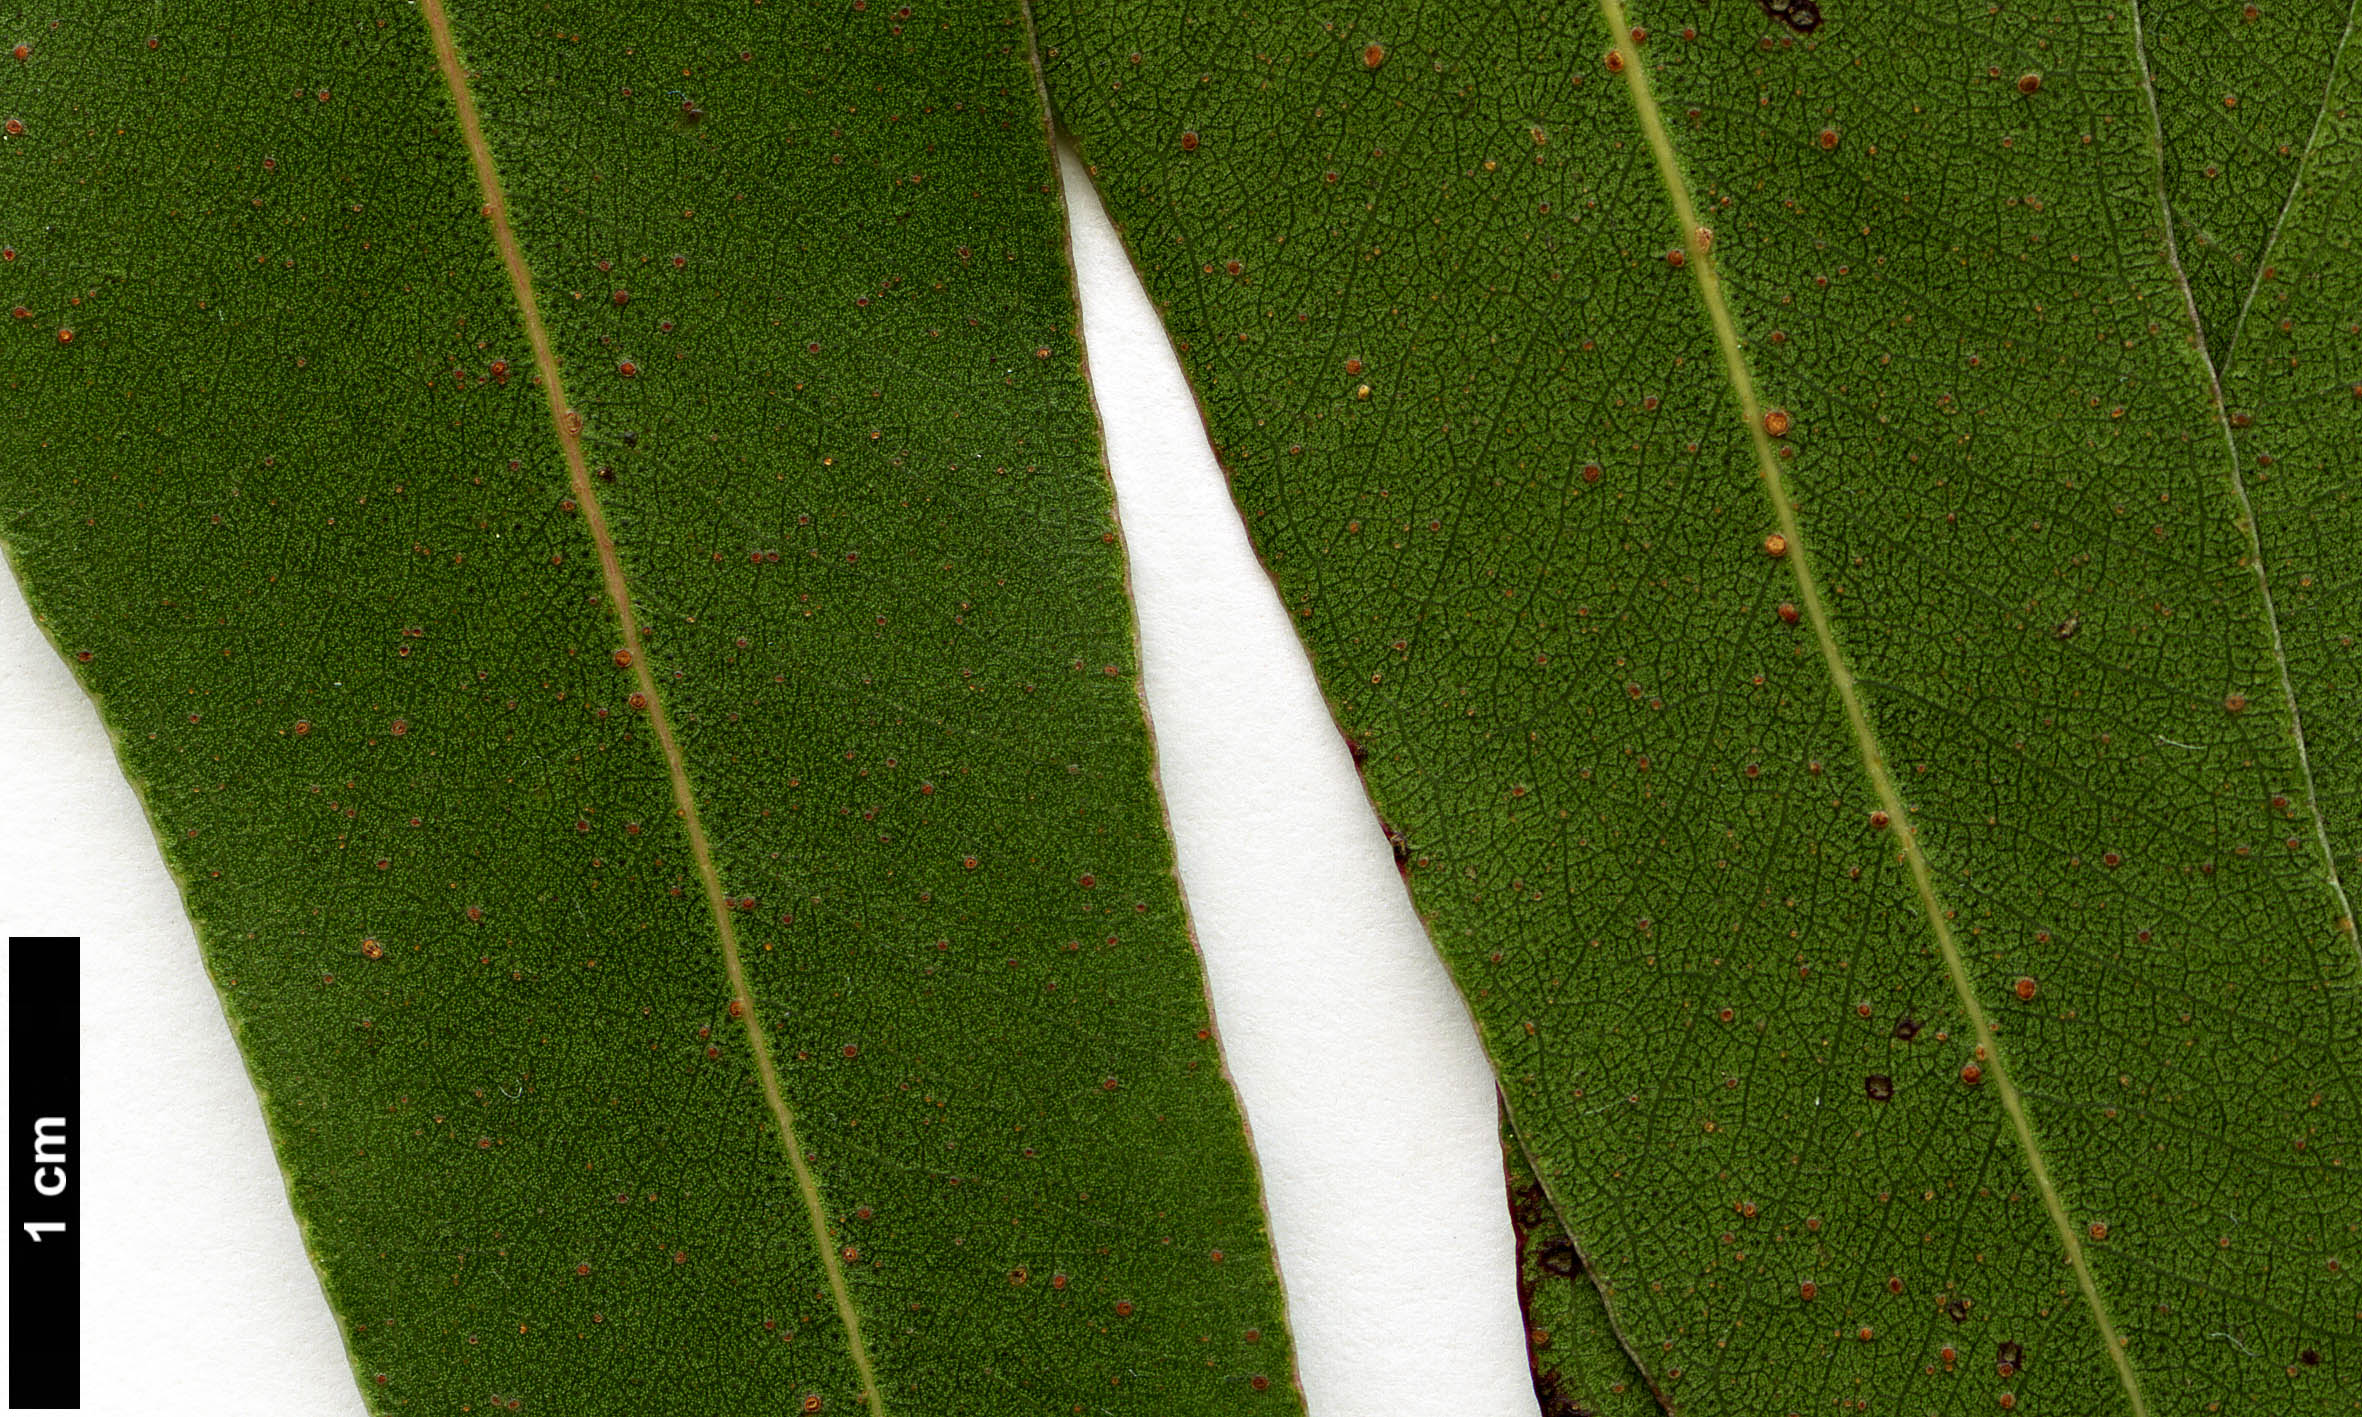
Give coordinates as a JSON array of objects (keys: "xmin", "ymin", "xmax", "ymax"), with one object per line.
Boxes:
[
  {"xmin": 1058, "ymin": 138, "xmax": 1537, "ymax": 1417},
  {"xmin": 0, "ymin": 151, "xmax": 1537, "ymax": 1417}
]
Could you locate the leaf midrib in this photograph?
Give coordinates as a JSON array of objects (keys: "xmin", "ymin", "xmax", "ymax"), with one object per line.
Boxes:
[
  {"xmin": 1593, "ymin": 6, "xmax": 2154, "ymax": 1411},
  {"xmin": 420, "ymin": 5, "xmax": 890, "ymax": 1408}
]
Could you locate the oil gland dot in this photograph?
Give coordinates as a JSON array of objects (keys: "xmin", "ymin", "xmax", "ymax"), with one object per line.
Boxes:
[
  {"xmin": 1345, "ymin": 357, "xmax": 1364, "ymax": 375},
  {"xmin": 389, "ymin": 719, "xmax": 409, "ymax": 737},
  {"xmin": 727, "ymin": 998, "xmax": 746, "ymax": 1019},
  {"xmin": 576, "ymin": 1263, "xmax": 591, "ymax": 1276},
  {"xmin": 841, "ymin": 1044, "xmax": 859, "ymax": 1058},
  {"xmin": 1250, "ymin": 1376, "xmax": 1271, "ymax": 1392},
  {"xmin": 2224, "ymin": 693, "xmax": 2247, "ymax": 713},
  {"xmin": 1819, "ymin": 127, "xmax": 1839, "ymax": 149},
  {"xmin": 2014, "ymin": 977, "xmax": 2037, "ymax": 1001},
  {"xmin": 1179, "ymin": 130, "xmax": 1199, "ymax": 151},
  {"xmin": 294, "ymin": 720, "xmax": 312, "ymax": 736},
  {"xmin": 1114, "ymin": 1299, "xmax": 1135, "ymax": 1317},
  {"xmin": 1694, "ymin": 226, "xmax": 1712, "ymax": 251},
  {"xmin": 1799, "ymin": 1281, "xmax": 1818, "ymax": 1301},
  {"xmin": 1857, "ymin": 1327, "xmax": 1875, "ymax": 1343},
  {"xmin": 1960, "ymin": 1063, "xmax": 1984, "ymax": 1086},
  {"xmin": 1763, "ymin": 408, "xmax": 1792, "ymax": 437},
  {"xmin": 1604, "ymin": 49, "xmax": 1625, "ymax": 72},
  {"xmin": 627, "ymin": 691, "xmax": 649, "ymax": 710},
  {"xmin": 1869, "ymin": 810, "xmax": 1890, "ymax": 829},
  {"xmin": 1102, "ymin": 1076, "xmax": 1120, "ymax": 1091},
  {"xmin": 802, "ymin": 1398, "xmax": 824, "ymax": 1415},
  {"xmin": 1763, "ymin": 533, "xmax": 1788, "ymax": 558},
  {"xmin": 1777, "ymin": 601, "xmax": 1799, "ymax": 624},
  {"xmin": 1665, "ymin": 248, "xmax": 1685, "ymax": 268},
  {"xmin": 8, "ymin": 306, "xmax": 26, "ymax": 320},
  {"xmin": 55, "ymin": 328, "xmax": 72, "ymax": 344},
  {"xmin": 2086, "ymin": 1220, "xmax": 2110, "ymax": 1241},
  {"xmin": 2017, "ymin": 72, "xmax": 2042, "ymax": 93},
  {"xmin": 1887, "ymin": 1275, "xmax": 1905, "ymax": 1294},
  {"xmin": 612, "ymin": 649, "xmax": 634, "ymax": 668},
  {"xmin": 3, "ymin": 118, "xmax": 23, "ymax": 136},
  {"xmin": 1581, "ymin": 462, "xmax": 1601, "ymax": 484},
  {"xmin": 11, "ymin": 44, "xmax": 26, "ymax": 60},
  {"xmin": 1362, "ymin": 42, "xmax": 1385, "ymax": 68},
  {"xmin": 360, "ymin": 938, "xmax": 385, "ymax": 960},
  {"xmin": 611, "ymin": 289, "xmax": 629, "ymax": 307},
  {"xmin": 618, "ymin": 360, "xmax": 639, "ymax": 377}
]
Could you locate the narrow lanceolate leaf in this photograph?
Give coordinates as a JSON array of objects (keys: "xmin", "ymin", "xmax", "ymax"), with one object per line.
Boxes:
[
  {"xmin": 1038, "ymin": 0, "xmax": 2359, "ymax": 1410},
  {"xmin": 0, "ymin": 2, "xmax": 1299, "ymax": 1411}
]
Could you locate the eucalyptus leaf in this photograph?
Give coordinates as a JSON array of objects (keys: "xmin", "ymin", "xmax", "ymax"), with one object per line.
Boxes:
[
  {"xmin": 0, "ymin": 1, "xmax": 1299, "ymax": 1411},
  {"xmin": 1036, "ymin": 0, "xmax": 2361, "ymax": 1410}
]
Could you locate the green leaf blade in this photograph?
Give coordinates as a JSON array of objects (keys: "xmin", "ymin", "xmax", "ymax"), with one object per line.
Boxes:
[
  {"xmin": 1038, "ymin": 0, "xmax": 2361, "ymax": 1409},
  {"xmin": 0, "ymin": 2, "xmax": 1300, "ymax": 1411},
  {"xmin": 2220, "ymin": 27, "xmax": 2362, "ymax": 893}
]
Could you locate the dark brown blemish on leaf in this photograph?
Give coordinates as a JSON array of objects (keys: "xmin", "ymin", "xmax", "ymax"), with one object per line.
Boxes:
[
  {"xmin": 1892, "ymin": 1015, "xmax": 1922, "ymax": 1041},
  {"xmin": 1864, "ymin": 1074, "xmax": 1894, "ymax": 1102}
]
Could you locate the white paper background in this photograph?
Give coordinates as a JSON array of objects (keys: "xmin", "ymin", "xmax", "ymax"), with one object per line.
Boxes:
[{"xmin": 0, "ymin": 142, "xmax": 1538, "ymax": 1416}]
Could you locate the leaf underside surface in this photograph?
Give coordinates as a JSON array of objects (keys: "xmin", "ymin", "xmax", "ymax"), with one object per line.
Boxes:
[
  {"xmin": 1036, "ymin": 0, "xmax": 2362, "ymax": 1409},
  {"xmin": 0, "ymin": 1, "xmax": 1301, "ymax": 1411}
]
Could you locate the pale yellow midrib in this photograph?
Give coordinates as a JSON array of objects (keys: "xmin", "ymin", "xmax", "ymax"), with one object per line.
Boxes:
[
  {"xmin": 1594, "ymin": 8, "xmax": 2151, "ymax": 1413},
  {"xmin": 419, "ymin": 7, "xmax": 887, "ymax": 1409}
]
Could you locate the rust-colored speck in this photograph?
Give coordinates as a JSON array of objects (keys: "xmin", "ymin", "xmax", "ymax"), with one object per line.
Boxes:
[
  {"xmin": 1960, "ymin": 1063, "xmax": 1984, "ymax": 1086},
  {"xmin": 1763, "ymin": 533, "xmax": 1788, "ymax": 558},
  {"xmin": 1362, "ymin": 42, "xmax": 1385, "ymax": 68},
  {"xmin": 1179, "ymin": 130, "xmax": 1199, "ymax": 151},
  {"xmin": 1763, "ymin": 408, "xmax": 1792, "ymax": 437},
  {"xmin": 360, "ymin": 938, "xmax": 385, "ymax": 960},
  {"xmin": 2015, "ymin": 977, "xmax": 2037, "ymax": 1001},
  {"xmin": 1869, "ymin": 809, "xmax": 1890, "ymax": 829},
  {"xmin": 1800, "ymin": 1281, "xmax": 1818, "ymax": 1300},
  {"xmin": 2017, "ymin": 72, "xmax": 2042, "ymax": 93},
  {"xmin": 1604, "ymin": 49, "xmax": 1625, "ymax": 72}
]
